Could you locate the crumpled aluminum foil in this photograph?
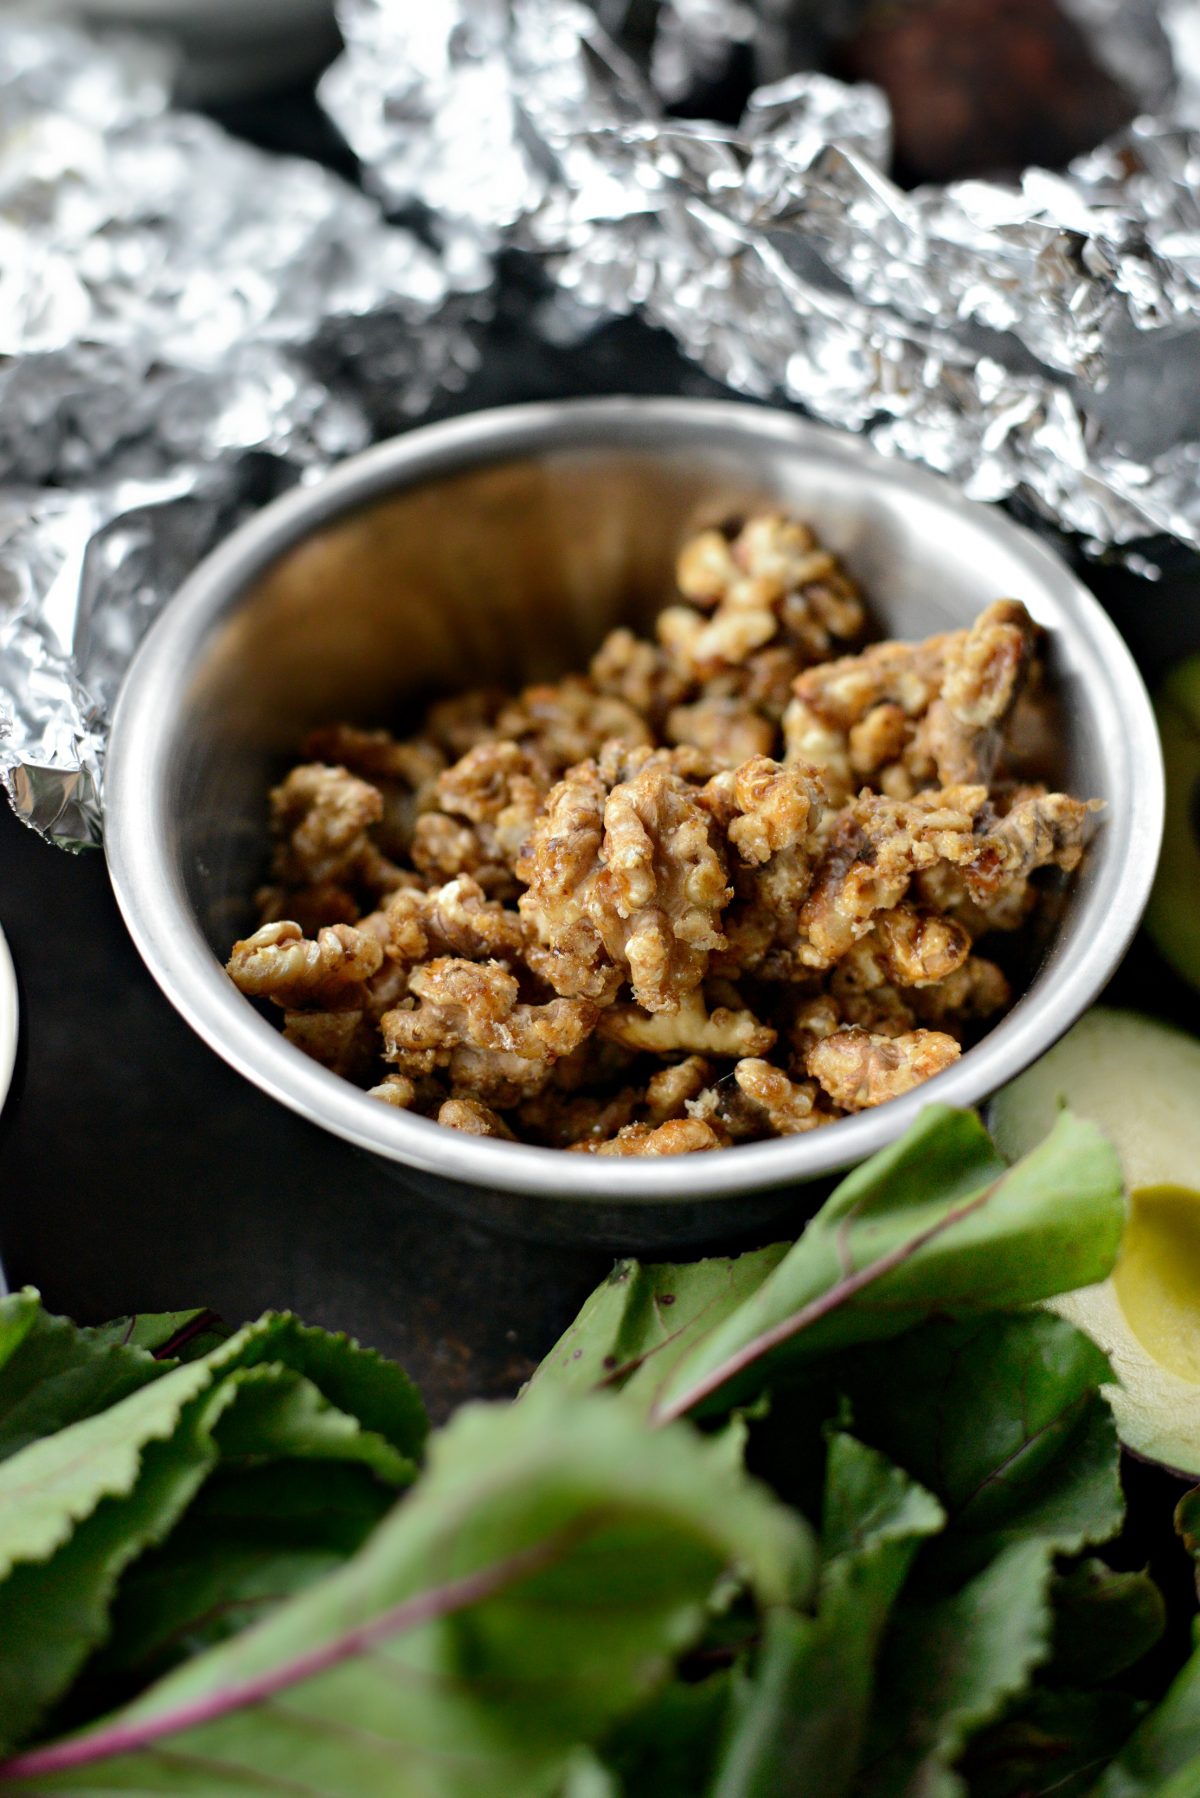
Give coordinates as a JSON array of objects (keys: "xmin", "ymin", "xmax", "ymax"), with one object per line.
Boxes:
[
  {"xmin": 0, "ymin": 21, "xmax": 490, "ymax": 848},
  {"xmin": 323, "ymin": 0, "xmax": 1200, "ymax": 565}
]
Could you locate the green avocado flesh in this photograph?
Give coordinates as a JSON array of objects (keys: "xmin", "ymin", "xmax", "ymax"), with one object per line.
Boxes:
[
  {"xmin": 1146, "ymin": 655, "xmax": 1200, "ymax": 993},
  {"xmin": 1114, "ymin": 1186, "xmax": 1200, "ymax": 1385},
  {"xmin": 991, "ymin": 1009, "xmax": 1200, "ymax": 1474}
]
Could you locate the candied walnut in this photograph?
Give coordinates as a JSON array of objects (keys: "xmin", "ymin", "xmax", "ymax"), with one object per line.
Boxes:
[
  {"xmin": 302, "ymin": 724, "xmax": 444, "ymax": 789},
  {"xmin": 785, "ymin": 631, "xmax": 953, "ymax": 802},
  {"xmin": 734, "ymin": 647, "xmax": 811, "ymax": 724},
  {"xmin": 787, "ymin": 994, "xmax": 843, "ymax": 1065},
  {"xmin": 917, "ymin": 600, "xmax": 1037, "ymax": 787},
  {"xmin": 823, "ymin": 908, "xmax": 974, "ymax": 1035},
  {"xmin": 444, "ymin": 1048, "xmax": 561, "ymax": 1109},
  {"xmin": 848, "ymin": 703, "xmax": 908, "ymax": 777},
  {"xmin": 283, "ymin": 1009, "xmax": 376, "ymax": 1079},
  {"xmin": 869, "ymin": 903, "xmax": 972, "ymax": 987},
  {"xmin": 496, "ymin": 675, "xmax": 652, "ymax": 774},
  {"xmin": 685, "ymin": 1078, "xmax": 766, "ymax": 1143},
  {"xmin": 785, "ymin": 601, "xmax": 1037, "ymax": 803},
  {"xmin": 575, "ymin": 1118, "xmax": 725, "ymax": 1156},
  {"xmin": 437, "ymin": 1098, "xmax": 516, "ymax": 1140},
  {"xmin": 677, "ymin": 526, "xmax": 740, "ymax": 601},
  {"xmin": 722, "ymin": 755, "xmax": 823, "ymax": 866},
  {"xmin": 912, "ymin": 956, "xmax": 1011, "ymax": 1035},
  {"xmin": 383, "ymin": 877, "xmax": 525, "ymax": 969},
  {"xmin": 797, "ymin": 785, "xmax": 990, "ymax": 968},
  {"xmin": 382, "ymin": 959, "xmax": 597, "ymax": 1089},
  {"xmin": 368, "ymin": 1073, "xmax": 418, "ymax": 1108},
  {"xmin": 601, "ymin": 752, "xmax": 730, "ymax": 1009},
  {"xmin": 515, "ymin": 756, "xmax": 616, "ymax": 1004},
  {"xmin": 599, "ymin": 989, "xmax": 775, "ymax": 1059},
  {"xmin": 807, "ymin": 1026, "xmax": 961, "ymax": 1110},
  {"xmin": 964, "ymin": 791, "xmax": 1099, "ymax": 901},
  {"xmin": 911, "ymin": 860, "xmax": 1038, "ymax": 937},
  {"xmin": 414, "ymin": 741, "xmax": 549, "ymax": 894},
  {"xmin": 410, "ymin": 812, "xmax": 507, "ymax": 893},
  {"xmin": 269, "ymin": 764, "xmax": 384, "ymax": 888},
  {"xmin": 666, "ymin": 697, "xmax": 776, "ymax": 768},
  {"xmin": 733, "ymin": 1060, "xmax": 831, "ymax": 1135},
  {"xmin": 227, "ymin": 920, "xmax": 383, "ymax": 1009},
  {"xmin": 661, "ymin": 516, "xmax": 865, "ymax": 684},
  {"xmin": 707, "ymin": 757, "xmax": 826, "ymax": 978},
  {"xmin": 301, "ymin": 725, "xmax": 444, "ymax": 858},
  {"xmin": 518, "ymin": 750, "xmax": 731, "ymax": 1013},
  {"xmin": 659, "ymin": 601, "xmax": 776, "ymax": 680},
  {"xmin": 590, "ymin": 628, "xmax": 691, "ymax": 727},
  {"xmin": 644, "ymin": 1055, "xmax": 713, "ymax": 1125},
  {"xmin": 833, "ymin": 981, "xmax": 918, "ymax": 1040}
]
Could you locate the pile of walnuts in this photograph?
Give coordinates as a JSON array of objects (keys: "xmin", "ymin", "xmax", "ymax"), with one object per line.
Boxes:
[{"xmin": 227, "ymin": 514, "xmax": 1097, "ymax": 1154}]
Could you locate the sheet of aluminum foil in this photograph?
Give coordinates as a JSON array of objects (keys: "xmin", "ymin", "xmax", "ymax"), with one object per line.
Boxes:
[
  {"xmin": 0, "ymin": 21, "xmax": 491, "ymax": 848},
  {"xmin": 323, "ymin": 0, "xmax": 1200, "ymax": 565}
]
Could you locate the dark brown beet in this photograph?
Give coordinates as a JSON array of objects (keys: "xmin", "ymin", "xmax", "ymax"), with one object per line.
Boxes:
[{"xmin": 838, "ymin": 0, "xmax": 1136, "ymax": 185}]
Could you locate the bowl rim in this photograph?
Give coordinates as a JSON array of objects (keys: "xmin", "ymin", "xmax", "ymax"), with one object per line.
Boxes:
[
  {"xmin": 104, "ymin": 396, "xmax": 1165, "ymax": 1205},
  {"xmin": 0, "ymin": 922, "xmax": 17, "ymax": 1124}
]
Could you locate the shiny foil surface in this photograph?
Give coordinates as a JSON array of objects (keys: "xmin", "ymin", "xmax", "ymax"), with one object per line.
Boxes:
[
  {"xmin": 4, "ymin": 5, "xmax": 1199, "ymax": 852},
  {"xmin": 0, "ymin": 22, "xmax": 490, "ymax": 847},
  {"xmin": 323, "ymin": 0, "xmax": 1200, "ymax": 562}
]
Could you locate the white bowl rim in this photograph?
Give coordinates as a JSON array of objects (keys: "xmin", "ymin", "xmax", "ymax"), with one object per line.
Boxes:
[
  {"xmin": 104, "ymin": 396, "xmax": 1164, "ymax": 1206},
  {"xmin": 0, "ymin": 923, "xmax": 18, "ymax": 1123}
]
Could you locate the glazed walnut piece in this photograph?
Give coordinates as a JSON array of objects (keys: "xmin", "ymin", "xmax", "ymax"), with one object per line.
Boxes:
[
  {"xmin": 784, "ymin": 600, "xmax": 1038, "ymax": 802},
  {"xmin": 227, "ymin": 919, "xmax": 383, "ymax": 1010},
  {"xmin": 708, "ymin": 756, "xmax": 826, "ymax": 978},
  {"xmin": 797, "ymin": 781, "xmax": 1093, "ymax": 972},
  {"xmin": 868, "ymin": 903, "xmax": 972, "ymax": 986},
  {"xmin": 911, "ymin": 955, "xmax": 1011, "ymax": 1036},
  {"xmin": 599, "ymin": 988, "xmax": 776, "ymax": 1059},
  {"xmin": 730, "ymin": 1060, "xmax": 830, "ymax": 1135},
  {"xmin": 518, "ymin": 746, "xmax": 732, "ymax": 1014},
  {"xmin": 661, "ymin": 514, "xmax": 866, "ymax": 682},
  {"xmin": 381, "ymin": 959, "xmax": 597, "ymax": 1102},
  {"xmin": 807, "ymin": 1026, "xmax": 961, "ymax": 1111},
  {"xmin": 574, "ymin": 1118, "xmax": 726, "ymax": 1156},
  {"xmin": 919, "ymin": 599, "xmax": 1038, "ymax": 787},
  {"xmin": 269, "ymin": 764, "xmax": 384, "ymax": 888},
  {"xmin": 963, "ymin": 790, "xmax": 1098, "ymax": 902},
  {"xmin": 301, "ymin": 725, "xmax": 445, "ymax": 859},
  {"xmin": 382, "ymin": 877, "xmax": 525, "ymax": 970},
  {"xmin": 437, "ymin": 1098, "xmax": 516, "ymax": 1140},
  {"xmin": 589, "ymin": 629, "xmax": 691, "ymax": 730},
  {"xmin": 412, "ymin": 741, "xmax": 549, "ymax": 894},
  {"xmin": 798, "ymin": 785, "xmax": 990, "ymax": 969},
  {"xmin": 666, "ymin": 696, "xmax": 776, "ymax": 768},
  {"xmin": 495, "ymin": 675, "xmax": 652, "ymax": 774}
]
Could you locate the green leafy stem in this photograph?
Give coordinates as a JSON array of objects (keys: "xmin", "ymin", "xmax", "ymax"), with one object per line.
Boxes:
[{"xmin": 0, "ymin": 1525, "xmax": 584, "ymax": 1782}]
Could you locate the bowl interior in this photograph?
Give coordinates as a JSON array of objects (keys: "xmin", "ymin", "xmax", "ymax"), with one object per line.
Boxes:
[{"xmin": 176, "ymin": 439, "xmax": 1088, "ymax": 957}]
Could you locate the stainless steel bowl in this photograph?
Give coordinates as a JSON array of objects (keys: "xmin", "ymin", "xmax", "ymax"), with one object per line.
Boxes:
[{"xmin": 104, "ymin": 399, "xmax": 1163, "ymax": 1246}]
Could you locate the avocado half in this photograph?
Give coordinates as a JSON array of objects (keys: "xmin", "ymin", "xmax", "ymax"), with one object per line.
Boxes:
[
  {"xmin": 1146, "ymin": 655, "xmax": 1200, "ymax": 993},
  {"xmin": 991, "ymin": 1009, "xmax": 1200, "ymax": 1477}
]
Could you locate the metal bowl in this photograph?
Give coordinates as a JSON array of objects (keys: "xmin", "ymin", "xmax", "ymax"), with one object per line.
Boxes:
[{"xmin": 104, "ymin": 398, "xmax": 1163, "ymax": 1247}]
